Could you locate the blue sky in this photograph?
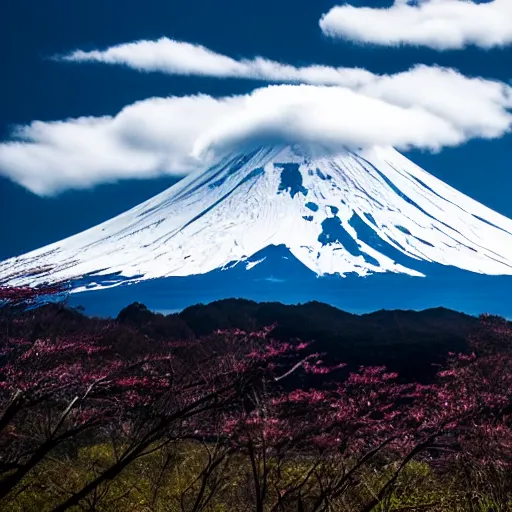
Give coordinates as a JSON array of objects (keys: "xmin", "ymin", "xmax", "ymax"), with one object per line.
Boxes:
[{"xmin": 1, "ymin": 0, "xmax": 511, "ymax": 259}]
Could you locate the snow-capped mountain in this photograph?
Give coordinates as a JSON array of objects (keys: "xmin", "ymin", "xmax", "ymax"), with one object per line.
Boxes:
[{"xmin": 2, "ymin": 144, "xmax": 512, "ymax": 315}]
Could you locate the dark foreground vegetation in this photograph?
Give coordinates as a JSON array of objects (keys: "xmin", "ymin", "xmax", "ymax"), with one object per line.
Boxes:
[{"xmin": 0, "ymin": 287, "xmax": 511, "ymax": 511}]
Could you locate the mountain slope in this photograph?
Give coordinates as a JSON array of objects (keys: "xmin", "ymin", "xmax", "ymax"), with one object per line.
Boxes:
[{"xmin": 2, "ymin": 144, "xmax": 512, "ymax": 290}]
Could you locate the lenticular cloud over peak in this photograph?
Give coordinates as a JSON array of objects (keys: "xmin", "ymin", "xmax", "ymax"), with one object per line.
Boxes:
[
  {"xmin": 0, "ymin": 65, "xmax": 511, "ymax": 195},
  {"xmin": 191, "ymin": 84, "xmax": 462, "ymax": 158}
]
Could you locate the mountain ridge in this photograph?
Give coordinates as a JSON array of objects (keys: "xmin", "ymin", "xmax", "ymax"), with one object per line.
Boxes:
[{"xmin": 6, "ymin": 297, "xmax": 478, "ymax": 383}]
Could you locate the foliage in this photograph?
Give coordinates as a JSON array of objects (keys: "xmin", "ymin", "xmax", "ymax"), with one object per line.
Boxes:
[{"xmin": 0, "ymin": 288, "xmax": 511, "ymax": 511}]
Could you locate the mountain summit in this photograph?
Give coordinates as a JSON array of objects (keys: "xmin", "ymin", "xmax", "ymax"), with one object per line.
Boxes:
[{"xmin": 2, "ymin": 144, "xmax": 512, "ymax": 315}]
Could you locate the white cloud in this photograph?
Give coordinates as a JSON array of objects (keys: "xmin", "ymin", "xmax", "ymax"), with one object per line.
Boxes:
[
  {"xmin": 361, "ymin": 65, "xmax": 512, "ymax": 139},
  {"xmin": 0, "ymin": 66, "xmax": 511, "ymax": 195},
  {"xmin": 57, "ymin": 38, "xmax": 512, "ymax": 140},
  {"xmin": 0, "ymin": 96, "xmax": 234, "ymax": 195},
  {"xmin": 320, "ymin": 0, "xmax": 512, "ymax": 50},
  {"xmin": 60, "ymin": 37, "xmax": 375, "ymax": 87},
  {"xmin": 194, "ymin": 66, "xmax": 512, "ymax": 154},
  {"xmin": 192, "ymin": 84, "xmax": 461, "ymax": 158}
]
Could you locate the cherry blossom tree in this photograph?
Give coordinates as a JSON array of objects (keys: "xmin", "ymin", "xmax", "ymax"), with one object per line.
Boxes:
[{"xmin": 1, "ymin": 285, "xmax": 512, "ymax": 510}]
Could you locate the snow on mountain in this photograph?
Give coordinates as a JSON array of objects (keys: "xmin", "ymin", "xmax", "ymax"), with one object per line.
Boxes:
[{"xmin": 2, "ymin": 144, "xmax": 512, "ymax": 290}]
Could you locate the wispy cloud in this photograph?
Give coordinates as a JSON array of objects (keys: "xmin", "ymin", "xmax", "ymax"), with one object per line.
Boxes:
[
  {"xmin": 59, "ymin": 38, "xmax": 375, "ymax": 86},
  {"xmin": 0, "ymin": 64, "xmax": 510, "ymax": 195},
  {"xmin": 320, "ymin": 0, "xmax": 512, "ymax": 50}
]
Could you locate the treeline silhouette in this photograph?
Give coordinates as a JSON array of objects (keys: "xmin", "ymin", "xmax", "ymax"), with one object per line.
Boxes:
[{"xmin": 117, "ymin": 299, "xmax": 479, "ymax": 382}]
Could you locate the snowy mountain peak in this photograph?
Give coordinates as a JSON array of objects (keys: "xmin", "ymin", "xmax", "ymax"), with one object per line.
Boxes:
[{"xmin": 3, "ymin": 144, "xmax": 512, "ymax": 290}]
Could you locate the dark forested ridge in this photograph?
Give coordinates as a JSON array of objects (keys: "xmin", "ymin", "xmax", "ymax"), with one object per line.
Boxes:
[
  {"xmin": 116, "ymin": 299, "xmax": 477, "ymax": 382},
  {"xmin": 5, "ymin": 298, "xmax": 479, "ymax": 382}
]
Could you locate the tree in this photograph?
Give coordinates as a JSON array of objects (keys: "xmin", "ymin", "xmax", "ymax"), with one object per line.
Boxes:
[
  {"xmin": 1, "ymin": 286, "xmax": 512, "ymax": 511},
  {"xmin": 0, "ymin": 288, "xmax": 317, "ymax": 509}
]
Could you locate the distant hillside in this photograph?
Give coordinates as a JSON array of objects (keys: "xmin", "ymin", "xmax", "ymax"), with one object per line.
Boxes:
[
  {"xmin": 116, "ymin": 299, "xmax": 479, "ymax": 382},
  {"xmin": 1, "ymin": 297, "xmax": 480, "ymax": 383}
]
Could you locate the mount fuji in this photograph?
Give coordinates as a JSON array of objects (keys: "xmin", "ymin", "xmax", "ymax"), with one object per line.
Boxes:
[{"xmin": 2, "ymin": 144, "xmax": 512, "ymax": 317}]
